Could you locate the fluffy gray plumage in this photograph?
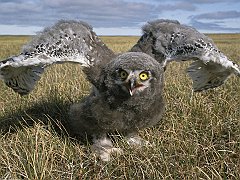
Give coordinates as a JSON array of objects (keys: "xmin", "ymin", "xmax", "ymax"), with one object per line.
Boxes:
[
  {"xmin": 0, "ymin": 19, "xmax": 239, "ymax": 161},
  {"xmin": 131, "ymin": 19, "xmax": 240, "ymax": 91},
  {"xmin": 0, "ymin": 20, "xmax": 114, "ymax": 95},
  {"xmin": 69, "ymin": 52, "xmax": 164, "ymax": 136}
]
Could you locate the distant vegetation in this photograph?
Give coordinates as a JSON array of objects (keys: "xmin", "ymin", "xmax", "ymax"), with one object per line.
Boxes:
[{"xmin": 0, "ymin": 34, "xmax": 239, "ymax": 179}]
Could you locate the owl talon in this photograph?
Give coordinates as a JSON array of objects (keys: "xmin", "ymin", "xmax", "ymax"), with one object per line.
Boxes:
[
  {"xmin": 97, "ymin": 147, "xmax": 123, "ymax": 162},
  {"xmin": 92, "ymin": 135, "xmax": 123, "ymax": 161}
]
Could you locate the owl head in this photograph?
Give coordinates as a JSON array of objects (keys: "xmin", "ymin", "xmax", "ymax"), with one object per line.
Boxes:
[{"xmin": 101, "ymin": 52, "xmax": 164, "ymax": 98}]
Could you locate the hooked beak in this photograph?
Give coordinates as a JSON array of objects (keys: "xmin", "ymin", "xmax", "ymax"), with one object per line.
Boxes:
[
  {"xmin": 129, "ymin": 78, "xmax": 135, "ymax": 96},
  {"xmin": 126, "ymin": 78, "xmax": 143, "ymax": 96}
]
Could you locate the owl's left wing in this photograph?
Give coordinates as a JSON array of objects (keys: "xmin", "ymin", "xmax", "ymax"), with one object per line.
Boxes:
[
  {"xmin": 0, "ymin": 20, "xmax": 115, "ymax": 95},
  {"xmin": 130, "ymin": 19, "xmax": 240, "ymax": 91}
]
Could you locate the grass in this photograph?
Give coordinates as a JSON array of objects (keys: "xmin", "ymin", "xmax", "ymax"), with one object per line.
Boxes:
[{"xmin": 0, "ymin": 34, "xmax": 240, "ymax": 179}]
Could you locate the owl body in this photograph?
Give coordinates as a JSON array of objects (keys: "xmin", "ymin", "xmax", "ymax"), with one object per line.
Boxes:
[{"xmin": 69, "ymin": 52, "xmax": 165, "ymax": 138}]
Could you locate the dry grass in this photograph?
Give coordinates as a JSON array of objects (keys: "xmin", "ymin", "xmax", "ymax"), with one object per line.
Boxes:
[{"xmin": 0, "ymin": 34, "xmax": 240, "ymax": 179}]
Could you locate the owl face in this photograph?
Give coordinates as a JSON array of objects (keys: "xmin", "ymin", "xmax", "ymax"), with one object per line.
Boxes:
[
  {"xmin": 103, "ymin": 52, "xmax": 163, "ymax": 98},
  {"xmin": 114, "ymin": 68, "xmax": 153, "ymax": 96}
]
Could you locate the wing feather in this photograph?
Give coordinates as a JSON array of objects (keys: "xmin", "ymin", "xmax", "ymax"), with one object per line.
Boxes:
[
  {"xmin": 0, "ymin": 20, "xmax": 115, "ymax": 95},
  {"xmin": 131, "ymin": 19, "xmax": 240, "ymax": 91}
]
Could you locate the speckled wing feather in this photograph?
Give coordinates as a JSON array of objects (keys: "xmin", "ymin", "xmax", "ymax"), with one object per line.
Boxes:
[
  {"xmin": 0, "ymin": 20, "xmax": 115, "ymax": 95},
  {"xmin": 131, "ymin": 19, "xmax": 240, "ymax": 91}
]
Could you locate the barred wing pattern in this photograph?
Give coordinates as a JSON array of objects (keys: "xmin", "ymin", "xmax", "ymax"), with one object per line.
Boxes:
[
  {"xmin": 131, "ymin": 19, "xmax": 240, "ymax": 91},
  {"xmin": 0, "ymin": 20, "xmax": 114, "ymax": 95}
]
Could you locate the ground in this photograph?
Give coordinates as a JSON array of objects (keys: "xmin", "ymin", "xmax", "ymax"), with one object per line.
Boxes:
[{"xmin": 0, "ymin": 35, "xmax": 239, "ymax": 179}]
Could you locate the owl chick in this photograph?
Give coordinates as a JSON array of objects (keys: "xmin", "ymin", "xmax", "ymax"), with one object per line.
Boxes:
[
  {"xmin": 0, "ymin": 19, "xmax": 239, "ymax": 161},
  {"xmin": 69, "ymin": 52, "xmax": 165, "ymax": 161}
]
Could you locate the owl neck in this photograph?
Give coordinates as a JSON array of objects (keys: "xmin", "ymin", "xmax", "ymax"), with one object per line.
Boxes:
[{"xmin": 104, "ymin": 88, "xmax": 161, "ymax": 111}]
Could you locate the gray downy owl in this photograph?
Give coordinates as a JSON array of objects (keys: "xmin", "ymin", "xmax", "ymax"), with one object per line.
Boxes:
[{"xmin": 0, "ymin": 19, "xmax": 239, "ymax": 161}]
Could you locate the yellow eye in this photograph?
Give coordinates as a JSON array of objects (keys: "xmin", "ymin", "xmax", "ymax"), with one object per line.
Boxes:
[
  {"xmin": 119, "ymin": 70, "xmax": 128, "ymax": 80},
  {"xmin": 139, "ymin": 72, "xmax": 149, "ymax": 81}
]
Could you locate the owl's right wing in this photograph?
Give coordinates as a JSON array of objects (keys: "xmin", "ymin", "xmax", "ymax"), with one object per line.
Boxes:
[
  {"xmin": 0, "ymin": 20, "xmax": 115, "ymax": 95},
  {"xmin": 131, "ymin": 19, "xmax": 240, "ymax": 91}
]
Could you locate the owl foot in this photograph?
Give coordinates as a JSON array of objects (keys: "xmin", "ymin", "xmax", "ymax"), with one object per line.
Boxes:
[
  {"xmin": 126, "ymin": 135, "xmax": 152, "ymax": 147},
  {"xmin": 92, "ymin": 135, "xmax": 123, "ymax": 161}
]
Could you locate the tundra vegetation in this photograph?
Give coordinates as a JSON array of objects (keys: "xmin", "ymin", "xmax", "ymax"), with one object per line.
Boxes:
[{"xmin": 0, "ymin": 34, "xmax": 239, "ymax": 179}]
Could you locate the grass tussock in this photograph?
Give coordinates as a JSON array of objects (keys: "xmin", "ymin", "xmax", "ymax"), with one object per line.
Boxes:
[{"xmin": 0, "ymin": 34, "xmax": 240, "ymax": 179}]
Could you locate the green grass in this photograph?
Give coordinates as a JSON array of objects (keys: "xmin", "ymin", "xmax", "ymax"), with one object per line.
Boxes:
[{"xmin": 0, "ymin": 34, "xmax": 240, "ymax": 179}]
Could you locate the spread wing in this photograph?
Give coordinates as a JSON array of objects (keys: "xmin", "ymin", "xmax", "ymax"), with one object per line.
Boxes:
[
  {"xmin": 0, "ymin": 20, "xmax": 115, "ymax": 95},
  {"xmin": 131, "ymin": 19, "xmax": 240, "ymax": 91}
]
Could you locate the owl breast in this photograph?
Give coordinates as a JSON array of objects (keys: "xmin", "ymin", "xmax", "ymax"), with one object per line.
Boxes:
[{"xmin": 93, "ymin": 77, "xmax": 165, "ymax": 134}]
